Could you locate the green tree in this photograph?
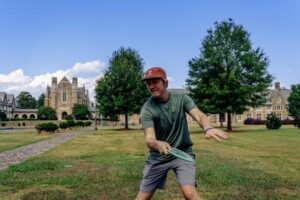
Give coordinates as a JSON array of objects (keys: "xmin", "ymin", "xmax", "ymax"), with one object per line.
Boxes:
[
  {"xmin": 72, "ymin": 103, "xmax": 91, "ymax": 120},
  {"xmin": 0, "ymin": 110, "xmax": 7, "ymax": 121},
  {"xmin": 37, "ymin": 106, "xmax": 57, "ymax": 120},
  {"xmin": 37, "ymin": 93, "xmax": 45, "ymax": 108},
  {"xmin": 95, "ymin": 47, "xmax": 148, "ymax": 129},
  {"xmin": 287, "ymin": 84, "xmax": 300, "ymax": 128},
  {"xmin": 16, "ymin": 91, "xmax": 37, "ymax": 109},
  {"xmin": 186, "ymin": 18, "xmax": 273, "ymax": 131}
]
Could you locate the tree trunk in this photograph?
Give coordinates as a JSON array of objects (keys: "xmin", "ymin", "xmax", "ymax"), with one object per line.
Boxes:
[
  {"xmin": 227, "ymin": 112, "xmax": 232, "ymax": 131},
  {"xmin": 125, "ymin": 113, "xmax": 129, "ymax": 130},
  {"xmin": 220, "ymin": 113, "xmax": 224, "ymax": 128}
]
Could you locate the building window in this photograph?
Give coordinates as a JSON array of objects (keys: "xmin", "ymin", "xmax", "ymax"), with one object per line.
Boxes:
[
  {"xmin": 276, "ymin": 113, "xmax": 281, "ymax": 119},
  {"xmin": 276, "ymin": 97, "xmax": 281, "ymax": 103},
  {"xmin": 275, "ymin": 105, "xmax": 282, "ymax": 111},
  {"xmin": 237, "ymin": 115, "xmax": 242, "ymax": 121},
  {"xmin": 128, "ymin": 117, "xmax": 132, "ymax": 123},
  {"xmin": 256, "ymin": 106, "xmax": 262, "ymax": 111},
  {"xmin": 266, "ymin": 105, "xmax": 272, "ymax": 111},
  {"xmin": 247, "ymin": 114, "xmax": 252, "ymax": 119},
  {"xmin": 256, "ymin": 114, "xmax": 262, "ymax": 120},
  {"xmin": 63, "ymin": 88, "xmax": 67, "ymax": 102}
]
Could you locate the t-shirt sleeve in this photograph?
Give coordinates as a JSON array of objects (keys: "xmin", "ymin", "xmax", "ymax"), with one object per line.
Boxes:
[
  {"xmin": 141, "ymin": 105, "xmax": 154, "ymax": 128},
  {"xmin": 183, "ymin": 94, "xmax": 197, "ymax": 113}
]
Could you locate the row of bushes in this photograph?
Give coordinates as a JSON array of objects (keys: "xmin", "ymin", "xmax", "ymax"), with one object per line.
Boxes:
[
  {"xmin": 35, "ymin": 120, "xmax": 92, "ymax": 133},
  {"xmin": 244, "ymin": 118, "xmax": 295, "ymax": 125}
]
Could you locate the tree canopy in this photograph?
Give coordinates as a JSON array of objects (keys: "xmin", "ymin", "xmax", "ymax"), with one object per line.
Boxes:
[
  {"xmin": 37, "ymin": 93, "xmax": 45, "ymax": 108},
  {"xmin": 95, "ymin": 47, "xmax": 148, "ymax": 129},
  {"xmin": 37, "ymin": 106, "xmax": 57, "ymax": 120},
  {"xmin": 72, "ymin": 103, "xmax": 91, "ymax": 120},
  {"xmin": 16, "ymin": 91, "xmax": 37, "ymax": 109},
  {"xmin": 186, "ymin": 18, "xmax": 273, "ymax": 130},
  {"xmin": 287, "ymin": 84, "xmax": 300, "ymax": 128}
]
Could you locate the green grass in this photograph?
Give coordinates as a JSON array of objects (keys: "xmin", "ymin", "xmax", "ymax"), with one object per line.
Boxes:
[
  {"xmin": 0, "ymin": 125, "xmax": 299, "ymax": 199},
  {"xmin": 0, "ymin": 130, "xmax": 56, "ymax": 152}
]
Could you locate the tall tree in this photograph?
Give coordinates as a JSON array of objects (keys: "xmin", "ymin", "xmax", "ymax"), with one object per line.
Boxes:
[
  {"xmin": 72, "ymin": 103, "xmax": 91, "ymax": 120},
  {"xmin": 37, "ymin": 106, "xmax": 57, "ymax": 120},
  {"xmin": 16, "ymin": 91, "xmax": 37, "ymax": 109},
  {"xmin": 287, "ymin": 84, "xmax": 300, "ymax": 128},
  {"xmin": 186, "ymin": 18, "xmax": 273, "ymax": 131},
  {"xmin": 95, "ymin": 47, "xmax": 148, "ymax": 129},
  {"xmin": 37, "ymin": 93, "xmax": 45, "ymax": 108}
]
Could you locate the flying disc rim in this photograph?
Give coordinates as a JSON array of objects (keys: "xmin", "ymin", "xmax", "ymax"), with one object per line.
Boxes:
[{"xmin": 168, "ymin": 147, "xmax": 194, "ymax": 162}]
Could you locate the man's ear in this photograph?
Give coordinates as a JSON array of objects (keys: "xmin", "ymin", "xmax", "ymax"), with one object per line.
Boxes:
[{"xmin": 163, "ymin": 79, "xmax": 168, "ymax": 88}]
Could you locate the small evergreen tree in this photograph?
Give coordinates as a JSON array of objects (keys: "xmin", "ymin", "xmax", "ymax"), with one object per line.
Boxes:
[{"xmin": 266, "ymin": 113, "xmax": 281, "ymax": 129}]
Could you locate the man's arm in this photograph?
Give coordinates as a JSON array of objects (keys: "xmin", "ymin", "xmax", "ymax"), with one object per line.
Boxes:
[
  {"xmin": 143, "ymin": 127, "xmax": 171, "ymax": 155},
  {"xmin": 188, "ymin": 107, "xmax": 228, "ymax": 142}
]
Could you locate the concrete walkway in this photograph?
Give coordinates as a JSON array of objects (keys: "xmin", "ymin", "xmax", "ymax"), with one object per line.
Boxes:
[{"xmin": 0, "ymin": 128, "xmax": 93, "ymax": 171}]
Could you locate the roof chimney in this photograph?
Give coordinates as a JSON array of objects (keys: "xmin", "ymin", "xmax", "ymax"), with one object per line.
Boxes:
[{"xmin": 275, "ymin": 82, "xmax": 280, "ymax": 90}]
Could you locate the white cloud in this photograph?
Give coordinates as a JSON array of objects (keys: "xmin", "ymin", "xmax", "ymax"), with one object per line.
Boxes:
[
  {"xmin": 0, "ymin": 60, "xmax": 105, "ymax": 101},
  {"xmin": 71, "ymin": 60, "xmax": 104, "ymax": 74},
  {"xmin": 0, "ymin": 69, "xmax": 31, "ymax": 83}
]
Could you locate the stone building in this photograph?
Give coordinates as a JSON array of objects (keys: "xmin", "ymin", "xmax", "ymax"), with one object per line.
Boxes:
[
  {"xmin": 44, "ymin": 76, "xmax": 90, "ymax": 120},
  {"xmin": 236, "ymin": 82, "xmax": 292, "ymax": 123},
  {"xmin": 0, "ymin": 92, "xmax": 16, "ymax": 119},
  {"xmin": 119, "ymin": 82, "xmax": 293, "ymax": 126}
]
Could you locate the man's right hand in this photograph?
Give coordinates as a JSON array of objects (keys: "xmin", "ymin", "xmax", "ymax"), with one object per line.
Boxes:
[{"xmin": 155, "ymin": 141, "xmax": 171, "ymax": 155}]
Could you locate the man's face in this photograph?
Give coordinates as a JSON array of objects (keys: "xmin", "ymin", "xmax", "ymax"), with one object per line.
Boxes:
[{"xmin": 145, "ymin": 78, "xmax": 167, "ymax": 98}]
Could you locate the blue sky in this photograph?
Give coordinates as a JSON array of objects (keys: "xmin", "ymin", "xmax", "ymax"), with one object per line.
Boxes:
[{"xmin": 0, "ymin": 0, "xmax": 299, "ymax": 99}]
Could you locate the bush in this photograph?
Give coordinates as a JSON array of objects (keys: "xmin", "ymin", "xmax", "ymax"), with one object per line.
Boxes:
[
  {"xmin": 75, "ymin": 121, "xmax": 84, "ymax": 127},
  {"xmin": 1, "ymin": 123, "xmax": 6, "ymax": 127},
  {"xmin": 84, "ymin": 121, "xmax": 92, "ymax": 127},
  {"xmin": 266, "ymin": 113, "xmax": 281, "ymax": 129},
  {"xmin": 244, "ymin": 118, "xmax": 266, "ymax": 125},
  {"xmin": 66, "ymin": 115, "xmax": 74, "ymax": 120},
  {"xmin": 59, "ymin": 122, "xmax": 68, "ymax": 130},
  {"xmin": 67, "ymin": 120, "xmax": 76, "ymax": 129},
  {"xmin": 22, "ymin": 122, "xmax": 26, "ymax": 126},
  {"xmin": 281, "ymin": 119, "xmax": 295, "ymax": 125},
  {"xmin": 35, "ymin": 122, "xmax": 59, "ymax": 133},
  {"xmin": 294, "ymin": 116, "xmax": 300, "ymax": 129}
]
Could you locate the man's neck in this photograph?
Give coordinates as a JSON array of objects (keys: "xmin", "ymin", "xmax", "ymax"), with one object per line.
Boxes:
[{"xmin": 153, "ymin": 90, "xmax": 169, "ymax": 103}]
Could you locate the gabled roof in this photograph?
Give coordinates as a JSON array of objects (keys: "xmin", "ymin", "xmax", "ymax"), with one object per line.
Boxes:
[
  {"xmin": 0, "ymin": 92, "xmax": 6, "ymax": 103},
  {"xmin": 58, "ymin": 76, "xmax": 71, "ymax": 85}
]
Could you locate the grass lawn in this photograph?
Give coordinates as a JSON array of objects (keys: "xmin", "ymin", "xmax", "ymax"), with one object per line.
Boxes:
[
  {"xmin": 0, "ymin": 125, "xmax": 299, "ymax": 199},
  {"xmin": 0, "ymin": 130, "xmax": 57, "ymax": 153}
]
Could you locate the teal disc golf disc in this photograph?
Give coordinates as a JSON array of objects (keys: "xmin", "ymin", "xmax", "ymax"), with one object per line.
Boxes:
[{"xmin": 168, "ymin": 147, "xmax": 194, "ymax": 162}]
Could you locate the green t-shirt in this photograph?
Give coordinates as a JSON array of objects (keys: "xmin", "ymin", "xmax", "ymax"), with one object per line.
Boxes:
[{"xmin": 140, "ymin": 92, "xmax": 197, "ymax": 162}]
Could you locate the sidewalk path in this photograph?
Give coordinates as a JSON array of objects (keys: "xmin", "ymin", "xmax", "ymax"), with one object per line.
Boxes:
[{"xmin": 0, "ymin": 128, "xmax": 93, "ymax": 171}]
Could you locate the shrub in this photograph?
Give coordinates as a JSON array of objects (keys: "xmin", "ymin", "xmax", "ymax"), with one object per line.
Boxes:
[
  {"xmin": 244, "ymin": 118, "xmax": 266, "ymax": 125},
  {"xmin": 1, "ymin": 123, "xmax": 6, "ymax": 127},
  {"xmin": 67, "ymin": 120, "xmax": 76, "ymax": 129},
  {"xmin": 66, "ymin": 115, "xmax": 74, "ymax": 120},
  {"xmin": 266, "ymin": 113, "xmax": 281, "ymax": 129},
  {"xmin": 84, "ymin": 121, "xmax": 92, "ymax": 127},
  {"xmin": 35, "ymin": 122, "xmax": 59, "ymax": 133},
  {"xmin": 59, "ymin": 121, "xmax": 68, "ymax": 130},
  {"xmin": 22, "ymin": 122, "xmax": 26, "ymax": 126},
  {"xmin": 18, "ymin": 123, "xmax": 21, "ymax": 126},
  {"xmin": 294, "ymin": 116, "xmax": 300, "ymax": 129},
  {"xmin": 75, "ymin": 121, "xmax": 84, "ymax": 127}
]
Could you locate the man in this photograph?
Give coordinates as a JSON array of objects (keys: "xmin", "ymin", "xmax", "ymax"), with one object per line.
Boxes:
[{"xmin": 136, "ymin": 67, "xmax": 228, "ymax": 200}]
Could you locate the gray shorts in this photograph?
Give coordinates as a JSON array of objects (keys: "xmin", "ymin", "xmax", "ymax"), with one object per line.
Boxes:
[{"xmin": 140, "ymin": 158, "xmax": 196, "ymax": 193}]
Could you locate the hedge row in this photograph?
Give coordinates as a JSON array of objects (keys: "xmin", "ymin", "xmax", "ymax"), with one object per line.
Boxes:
[
  {"xmin": 35, "ymin": 120, "xmax": 92, "ymax": 133},
  {"xmin": 244, "ymin": 118, "xmax": 295, "ymax": 125}
]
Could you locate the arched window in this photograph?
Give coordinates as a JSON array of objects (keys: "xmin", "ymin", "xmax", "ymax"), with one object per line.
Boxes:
[
  {"xmin": 22, "ymin": 114, "xmax": 28, "ymax": 119},
  {"xmin": 29, "ymin": 114, "xmax": 35, "ymax": 119},
  {"xmin": 14, "ymin": 114, "xmax": 19, "ymax": 119}
]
